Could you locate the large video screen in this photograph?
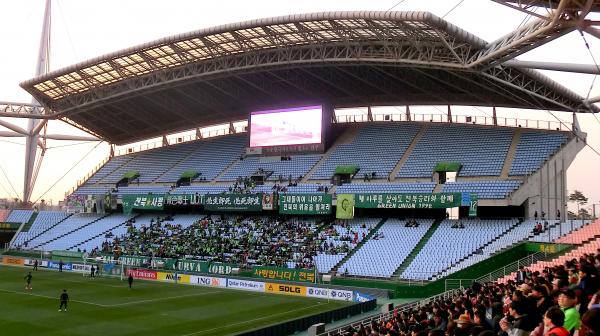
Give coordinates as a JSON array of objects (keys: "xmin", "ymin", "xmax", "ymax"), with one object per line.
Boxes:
[{"xmin": 249, "ymin": 105, "xmax": 323, "ymax": 147}]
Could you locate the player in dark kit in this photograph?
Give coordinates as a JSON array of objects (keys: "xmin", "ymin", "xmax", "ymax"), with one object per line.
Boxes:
[
  {"xmin": 33, "ymin": 260, "xmax": 38, "ymax": 271},
  {"xmin": 128, "ymin": 274, "xmax": 134, "ymax": 289},
  {"xmin": 59, "ymin": 289, "xmax": 69, "ymax": 312},
  {"xmin": 24, "ymin": 272, "xmax": 32, "ymax": 290}
]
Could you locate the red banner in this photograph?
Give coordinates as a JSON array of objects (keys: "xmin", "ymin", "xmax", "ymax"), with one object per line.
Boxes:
[{"xmin": 127, "ymin": 268, "xmax": 157, "ymax": 280}]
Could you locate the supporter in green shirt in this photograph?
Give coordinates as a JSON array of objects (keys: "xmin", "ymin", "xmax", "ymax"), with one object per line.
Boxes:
[{"xmin": 558, "ymin": 289, "xmax": 581, "ymax": 332}]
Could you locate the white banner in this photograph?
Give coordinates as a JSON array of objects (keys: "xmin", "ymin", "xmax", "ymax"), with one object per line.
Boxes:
[
  {"xmin": 328, "ymin": 289, "xmax": 353, "ymax": 301},
  {"xmin": 24, "ymin": 259, "xmax": 48, "ymax": 267},
  {"xmin": 227, "ymin": 278, "xmax": 265, "ymax": 292},
  {"xmin": 306, "ymin": 287, "xmax": 329, "ymax": 299},
  {"xmin": 190, "ymin": 275, "xmax": 227, "ymax": 288},
  {"xmin": 71, "ymin": 264, "xmax": 92, "ymax": 273}
]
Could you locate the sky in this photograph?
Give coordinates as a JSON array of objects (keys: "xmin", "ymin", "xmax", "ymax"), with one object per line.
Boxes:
[{"xmin": 0, "ymin": 0, "xmax": 599, "ymax": 209}]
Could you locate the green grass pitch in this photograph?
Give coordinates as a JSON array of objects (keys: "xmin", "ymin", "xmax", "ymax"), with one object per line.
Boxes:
[{"xmin": 0, "ymin": 265, "xmax": 349, "ymax": 336}]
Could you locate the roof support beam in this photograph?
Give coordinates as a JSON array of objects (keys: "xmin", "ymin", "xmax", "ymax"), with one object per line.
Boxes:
[
  {"xmin": 0, "ymin": 120, "xmax": 29, "ymax": 135},
  {"xmin": 0, "ymin": 131, "xmax": 25, "ymax": 137},
  {"xmin": 39, "ymin": 134, "xmax": 99, "ymax": 141},
  {"xmin": 505, "ymin": 60, "xmax": 600, "ymax": 74}
]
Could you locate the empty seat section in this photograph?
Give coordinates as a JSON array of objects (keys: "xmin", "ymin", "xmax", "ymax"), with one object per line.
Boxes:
[
  {"xmin": 100, "ymin": 142, "xmax": 198, "ymax": 184},
  {"xmin": 509, "ymin": 132, "xmax": 567, "ymax": 176},
  {"xmin": 87, "ymin": 155, "xmax": 133, "ymax": 184},
  {"xmin": 398, "ymin": 124, "xmax": 513, "ymax": 178},
  {"xmin": 441, "ymin": 180, "xmax": 521, "ymax": 199},
  {"xmin": 252, "ymin": 184, "xmax": 331, "ymax": 194},
  {"xmin": 219, "ymin": 154, "xmax": 322, "ymax": 182},
  {"xmin": 172, "ymin": 185, "xmax": 229, "ymax": 194},
  {"xmin": 157, "ymin": 135, "xmax": 247, "ymax": 182},
  {"xmin": 401, "ymin": 219, "xmax": 515, "ymax": 280},
  {"xmin": 6, "ymin": 210, "xmax": 34, "ymax": 223},
  {"xmin": 339, "ymin": 218, "xmax": 434, "ymax": 278},
  {"xmin": 336, "ymin": 183, "xmax": 435, "ymax": 194},
  {"xmin": 26, "ymin": 214, "xmax": 105, "ymax": 250},
  {"xmin": 311, "ymin": 123, "xmax": 421, "ymax": 180},
  {"xmin": 439, "ymin": 219, "xmax": 528, "ymax": 278},
  {"xmin": 42, "ymin": 214, "xmax": 133, "ymax": 252},
  {"xmin": 11, "ymin": 211, "xmax": 70, "ymax": 248}
]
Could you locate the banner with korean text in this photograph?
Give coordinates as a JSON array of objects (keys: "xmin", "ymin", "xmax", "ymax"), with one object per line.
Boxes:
[
  {"xmin": 354, "ymin": 193, "xmax": 462, "ymax": 209},
  {"xmin": 278, "ymin": 194, "xmax": 332, "ymax": 215},
  {"xmin": 122, "ymin": 194, "xmax": 165, "ymax": 214},
  {"xmin": 203, "ymin": 193, "xmax": 263, "ymax": 212},
  {"xmin": 164, "ymin": 194, "xmax": 204, "ymax": 207},
  {"xmin": 252, "ymin": 266, "xmax": 316, "ymax": 283}
]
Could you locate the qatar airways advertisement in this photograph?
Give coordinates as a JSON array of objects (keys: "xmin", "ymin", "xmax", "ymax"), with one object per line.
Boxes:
[{"xmin": 249, "ymin": 106, "xmax": 323, "ymax": 147}]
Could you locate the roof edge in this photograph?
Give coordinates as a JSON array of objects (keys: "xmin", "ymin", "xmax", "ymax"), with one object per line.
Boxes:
[{"xmin": 20, "ymin": 10, "xmax": 488, "ymax": 87}]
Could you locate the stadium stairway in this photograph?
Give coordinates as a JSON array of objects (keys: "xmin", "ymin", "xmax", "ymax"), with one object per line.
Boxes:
[
  {"xmin": 67, "ymin": 214, "xmax": 140, "ymax": 251},
  {"xmin": 303, "ymin": 126, "xmax": 361, "ymax": 182},
  {"xmin": 32, "ymin": 214, "xmax": 111, "ymax": 250},
  {"xmin": 389, "ymin": 124, "xmax": 429, "ymax": 181},
  {"xmin": 330, "ymin": 218, "xmax": 386, "ymax": 274},
  {"xmin": 500, "ymin": 128, "xmax": 522, "ymax": 178},
  {"xmin": 392, "ymin": 218, "xmax": 442, "ymax": 278},
  {"xmin": 18, "ymin": 213, "xmax": 73, "ymax": 248},
  {"xmin": 20, "ymin": 212, "xmax": 39, "ymax": 232}
]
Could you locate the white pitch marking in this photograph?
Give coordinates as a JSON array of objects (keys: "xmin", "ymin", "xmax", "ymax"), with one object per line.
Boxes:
[{"xmin": 180, "ymin": 302, "xmax": 328, "ymax": 336}]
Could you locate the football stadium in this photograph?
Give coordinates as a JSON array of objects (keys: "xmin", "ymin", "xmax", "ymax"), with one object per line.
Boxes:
[{"xmin": 1, "ymin": 1, "xmax": 600, "ymax": 335}]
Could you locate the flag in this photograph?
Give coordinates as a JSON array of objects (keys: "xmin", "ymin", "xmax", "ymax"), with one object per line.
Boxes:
[{"xmin": 336, "ymin": 194, "xmax": 355, "ymax": 219}]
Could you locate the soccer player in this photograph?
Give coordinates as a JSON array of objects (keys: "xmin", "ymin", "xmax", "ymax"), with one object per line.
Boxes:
[
  {"xmin": 128, "ymin": 274, "xmax": 134, "ymax": 289},
  {"xmin": 90, "ymin": 265, "xmax": 95, "ymax": 278},
  {"xmin": 59, "ymin": 289, "xmax": 69, "ymax": 312},
  {"xmin": 33, "ymin": 259, "xmax": 38, "ymax": 271},
  {"xmin": 58, "ymin": 260, "xmax": 63, "ymax": 272},
  {"xmin": 24, "ymin": 272, "xmax": 32, "ymax": 290}
]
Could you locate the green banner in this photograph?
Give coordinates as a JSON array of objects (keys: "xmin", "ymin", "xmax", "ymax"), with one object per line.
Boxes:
[
  {"xmin": 355, "ymin": 193, "xmax": 462, "ymax": 209},
  {"xmin": 335, "ymin": 165, "xmax": 359, "ymax": 175},
  {"xmin": 252, "ymin": 266, "xmax": 316, "ymax": 283},
  {"xmin": 336, "ymin": 194, "xmax": 355, "ymax": 219},
  {"xmin": 469, "ymin": 193, "xmax": 478, "ymax": 217},
  {"xmin": 205, "ymin": 261, "xmax": 237, "ymax": 275},
  {"xmin": 278, "ymin": 194, "xmax": 332, "ymax": 215},
  {"xmin": 165, "ymin": 194, "xmax": 204, "ymax": 206},
  {"xmin": 0, "ymin": 222, "xmax": 22, "ymax": 230},
  {"xmin": 52, "ymin": 250, "xmax": 84, "ymax": 259},
  {"xmin": 434, "ymin": 161, "xmax": 462, "ymax": 172},
  {"xmin": 119, "ymin": 255, "xmax": 152, "ymax": 267},
  {"xmin": 204, "ymin": 193, "xmax": 263, "ymax": 212},
  {"xmin": 122, "ymin": 194, "xmax": 165, "ymax": 214},
  {"xmin": 151, "ymin": 257, "xmax": 177, "ymax": 270},
  {"xmin": 175, "ymin": 259, "xmax": 205, "ymax": 273}
]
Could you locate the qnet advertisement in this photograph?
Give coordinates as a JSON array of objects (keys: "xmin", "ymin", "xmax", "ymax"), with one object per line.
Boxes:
[{"xmin": 249, "ymin": 106, "xmax": 322, "ymax": 147}]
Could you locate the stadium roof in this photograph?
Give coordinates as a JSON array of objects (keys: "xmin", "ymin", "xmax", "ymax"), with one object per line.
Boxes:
[{"xmin": 21, "ymin": 11, "xmax": 598, "ymax": 145}]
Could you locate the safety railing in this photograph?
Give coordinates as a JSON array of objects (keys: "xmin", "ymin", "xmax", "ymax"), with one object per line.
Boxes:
[{"xmin": 335, "ymin": 112, "xmax": 570, "ymax": 131}]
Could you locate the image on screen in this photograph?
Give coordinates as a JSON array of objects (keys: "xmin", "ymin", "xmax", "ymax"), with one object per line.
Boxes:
[{"xmin": 249, "ymin": 106, "xmax": 323, "ymax": 147}]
